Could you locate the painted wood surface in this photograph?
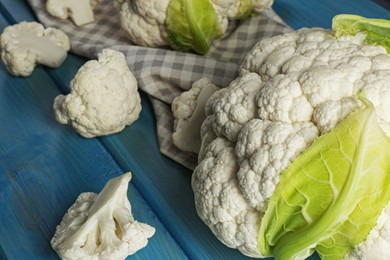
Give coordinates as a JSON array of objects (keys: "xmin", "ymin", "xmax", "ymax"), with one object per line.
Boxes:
[{"xmin": 0, "ymin": 0, "xmax": 388, "ymax": 259}]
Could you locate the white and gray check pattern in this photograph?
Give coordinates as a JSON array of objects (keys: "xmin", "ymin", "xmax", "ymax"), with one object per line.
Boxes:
[{"xmin": 27, "ymin": 0, "xmax": 292, "ymax": 170}]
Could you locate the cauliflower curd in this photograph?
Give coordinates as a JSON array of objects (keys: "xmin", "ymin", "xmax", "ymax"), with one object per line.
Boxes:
[
  {"xmin": 53, "ymin": 48, "xmax": 141, "ymax": 138},
  {"xmin": 192, "ymin": 27, "xmax": 390, "ymax": 258}
]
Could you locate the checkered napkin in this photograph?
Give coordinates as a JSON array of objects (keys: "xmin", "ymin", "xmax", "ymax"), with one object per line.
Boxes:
[{"xmin": 27, "ymin": 0, "xmax": 292, "ymax": 170}]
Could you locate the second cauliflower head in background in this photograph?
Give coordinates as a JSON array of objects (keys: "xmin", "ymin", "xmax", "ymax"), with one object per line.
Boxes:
[
  {"xmin": 53, "ymin": 48, "xmax": 141, "ymax": 138},
  {"xmin": 112, "ymin": 0, "xmax": 274, "ymax": 54}
]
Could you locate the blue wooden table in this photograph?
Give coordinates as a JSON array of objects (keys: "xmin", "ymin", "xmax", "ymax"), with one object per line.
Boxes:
[{"xmin": 0, "ymin": 0, "xmax": 388, "ymax": 259}]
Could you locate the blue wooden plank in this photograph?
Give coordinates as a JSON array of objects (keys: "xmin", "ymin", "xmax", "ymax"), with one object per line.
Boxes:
[
  {"xmin": 273, "ymin": 0, "xmax": 390, "ymax": 30},
  {"xmin": 0, "ymin": 12, "xmax": 187, "ymax": 260},
  {"xmin": 0, "ymin": 70, "xmax": 188, "ymax": 259}
]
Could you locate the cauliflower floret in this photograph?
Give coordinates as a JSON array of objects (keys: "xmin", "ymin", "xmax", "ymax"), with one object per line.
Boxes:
[
  {"xmin": 257, "ymin": 74, "xmax": 313, "ymax": 123},
  {"xmin": 46, "ymin": 0, "xmax": 102, "ymax": 26},
  {"xmin": 0, "ymin": 21, "xmax": 70, "ymax": 77},
  {"xmin": 191, "ymin": 137, "xmax": 263, "ymax": 258},
  {"xmin": 53, "ymin": 48, "xmax": 141, "ymax": 138},
  {"xmin": 51, "ymin": 173, "xmax": 155, "ymax": 260},
  {"xmin": 192, "ymin": 27, "xmax": 390, "ymax": 257},
  {"xmin": 235, "ymin": 119, "xmax": 318, "ymax": 211},
  {"xmin": 209, "ymin": 73, "xmax": 263, "ymax": 142},
  {"xmin": 313, "ymin": 97, "xmax": 361, "ymax": 134},
  {"xmin": 172, "ymin": 78, "xmax": 220, "ymax": 153}
]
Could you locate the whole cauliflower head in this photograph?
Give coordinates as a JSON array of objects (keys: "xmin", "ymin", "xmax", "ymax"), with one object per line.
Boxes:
[
  {"xmin": 53, "ymin": 48, "xmax": 141, "ymax": 138},
  {"xmin": 112, "ymin": 0, "xmax": 273, "ymax": 54},
  {"xmin": 192, "ymin": 27, "xmax": 390, "ymax": 257}
]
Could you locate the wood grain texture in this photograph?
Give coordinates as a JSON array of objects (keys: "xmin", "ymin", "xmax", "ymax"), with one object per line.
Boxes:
[
  {"xmin": 0, "ymin": 0, "xmax": 388, "ymax": 259},
  {"xmin": 273, "ymin": 0, "xmax": 390, "ymax": 30}
]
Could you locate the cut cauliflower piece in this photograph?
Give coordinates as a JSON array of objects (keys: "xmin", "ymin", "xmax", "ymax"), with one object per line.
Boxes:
[
  {"xmin": 53, "ymin": 48, "xmax": 141, "ymax": 138},
  {"xmin": 192, "ymin": 26, "xmax": 390, "ymax": 258},
  {"xmin": 46, "ymin": 0, "xmax": 102, "ymax": 26},
  {"xmin": 51, "ymin": 172, "xmax": 155, "ymax": 260},
  {"xmin": 112, "ymin": 0, "xmax": 273, "ymax": 54},
  {"xmin": 172, "ymin": 78, "xmax": 220, "ymax": 154},
  {"xmin": 0, "ymin": 21, "xmax": 70, "ymax": 77}
]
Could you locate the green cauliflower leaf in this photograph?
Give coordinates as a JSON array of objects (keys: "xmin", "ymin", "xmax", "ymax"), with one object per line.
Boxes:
[
  {"xmin": 332, "ymin": 14, "xmax": 390, "ymax": 53},
  {"xmin": 166, "ymin": 0, "xmax": 223, "ymax": 54},
  {"xmin": 258, "ymin": 96, "xmax": 390, "ymax": 259}
]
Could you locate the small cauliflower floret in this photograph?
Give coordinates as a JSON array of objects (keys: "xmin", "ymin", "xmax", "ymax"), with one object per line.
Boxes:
[
  {"xmin": 46, "ymin": 0, "xmax": 102, "ymax": 26},
  {"xmin": 192, "ymin": 26, "xmax": 390, "ymax": 258},
  {"xmin": 172, "ymin": 78, "xmax": 219, "ymax": 154},
  {"xmin": 51, "ymin": 172, "xmax": 155, "ymax": 260},
  {"xmin": 0, "ymin": 21, "xmax": 70, "ymax": 77},
  {"xmin": 112, "ymin": 0, "xmax": 273, "ymax": 54},
  {"xmin": 210, "ymin": 73, "xmax": 263, "ymax": 142},
  {"xmin": 313, "ymin": 97, "xmax": 360, "ymax": 134},
  {"xmin": 256, "ymin": 74, "xmax": 313, "ymax": 123},
  {"xmin": 235, "ymin": 119, "xmax": 318, "ymax": 211},
  {"xmin": 53, "ymin": 48, "xmax": 141, "ymax": 138}
]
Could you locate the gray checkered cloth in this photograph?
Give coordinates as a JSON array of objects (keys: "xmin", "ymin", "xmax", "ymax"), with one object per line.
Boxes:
[{"xmin": 27, "ymin": 0, "xmax": 291, "ymax": 170}]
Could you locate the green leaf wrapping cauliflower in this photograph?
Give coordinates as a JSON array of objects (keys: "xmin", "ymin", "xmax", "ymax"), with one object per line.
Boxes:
[
  {"xmin": 112, "ymin": 0, "xmax": 273, "ymax": 54},
  {"xmin": 191, "ymin": 16, "xmax": 390, "ymax": 258},
  {"xmin": 258, "ymin": 97, "xmax": 390, "ymax": 259}
]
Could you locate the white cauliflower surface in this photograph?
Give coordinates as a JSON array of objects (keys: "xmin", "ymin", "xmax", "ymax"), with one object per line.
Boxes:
[
  {"xmin": 112, "ymin": 0, "xmax": 170, "ymax": 47},
  {"xmin": 51, "ymin": 172, "xmax": 155, "ymax": 260},
  {"xmin": 53, "ymin": 48, "xmax": 141, "ymax": 138},
  {"xmin": 172, "ymin": 78, "xmax": 220, "ymax": 154},
  {"xmin": 0, "ymin": 21, "xmax": 70, "ymax": 77},
  {"xmin": 192, "ymin": 28, "xmax": 390, "ymax": 258},
  {"xmin": 46, "ymin": 0, "xmax": 102, "ymax": 26}
]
